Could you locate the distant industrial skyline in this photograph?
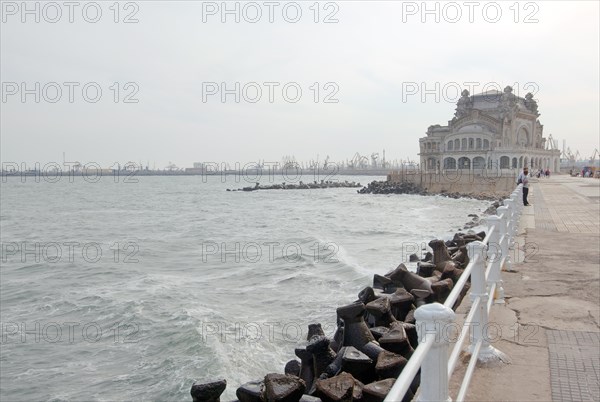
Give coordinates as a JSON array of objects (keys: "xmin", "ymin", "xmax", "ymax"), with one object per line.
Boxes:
[{"xmin": 2, "ymin": 1, "xmax": 598, "ymax": 169}]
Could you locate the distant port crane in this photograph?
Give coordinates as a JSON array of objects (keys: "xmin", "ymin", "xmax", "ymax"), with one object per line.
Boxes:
[{"xmin": 348, "ymin": 152, "xmax": 369, "ymax": 169}]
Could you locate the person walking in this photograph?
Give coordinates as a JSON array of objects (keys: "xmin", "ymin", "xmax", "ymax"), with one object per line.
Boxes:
[{"xmin": 517, "ymin": 167, "xmax": 531, "ymax": 206}]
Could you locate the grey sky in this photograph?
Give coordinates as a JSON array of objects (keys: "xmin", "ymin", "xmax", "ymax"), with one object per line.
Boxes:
[{"xmin": 1, "ymin": 1, "xmax": 599, "ymax": 169}]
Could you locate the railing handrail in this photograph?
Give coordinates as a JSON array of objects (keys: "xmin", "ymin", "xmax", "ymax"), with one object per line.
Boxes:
[
  {"xmin": 384, "ymin": 184, "xmax": 523, "ymax": 402},
  {"xmin": 384, "ymin": 332, "xmax": 436, "ymax": 400}
]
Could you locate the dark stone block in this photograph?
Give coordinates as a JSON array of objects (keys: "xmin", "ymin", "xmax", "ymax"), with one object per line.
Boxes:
[
  {"xmin": 389, "ymin": 289, "xmax": 415, "ymax": 322},
  {"xmin": 362, "ymin": 378, "xmax": 395, "ymax": 402},
  {"xmin": 375, "ymin": 350, "xmax": 407, "ymax": 379},
  {"xmin": 431, "ymin": 278, "xmax": 454, "ymax": 304},
  {"xmin": 404, "ymin": 308, "xmax": 416, "ymax": 325},
  {"xmin": 369, "ymin": 326, "xmax": 389, "ymax": 341},
  {"xmin": 336, "ymin": 302, "xmax": 375, "ymax": 350},
  {"xmin": 236, "ymin": 380, "xmax": 263, "ymax": 402},
  {"xmin": 295, "ymin": 348, "xmax": 314, "ymax": 392},
  {"xmin": 410, "ymin": 289, "xmax": 434, "ymax": 307},
  {"xmin": 307, "ymin": 337, "xmax": 337, "ymax": 378},
  {"xmin": 386, "ymin": 264, "xmax": 433, "ymax": 294},
  {"xmin": 263, "ymin": 373, "xmax": 306, "ymax": 402},
  {"xmin": 358, "ymin": 287, "xmax": 377, "ymax": 304},
  {"xmin": 378, "ymin": 322, "xmax": 411, "ymax": 357},
  {"xmin": 416, "ymin": 261, "xmax": 436, "ymax": 278},
  {"xmin": 191, "ymin": 379, "xmax": 227, "ymax": 402},
  {"xmin": 365, "ymin": 297, "xmax": 397, "ymax": 327},
  {"xmin": 308, "ymin": 324, "xmax": 325, "ymax": 341},
  {"xmin": 402, "ymin": 323, "xmax": 419, "ymax": 349},
  {"xmin": 373, "ymin": 274, "xmax": 396, "ymax": 293},
  {"xmin": 428, "ymin": 239, "xmax": 454, "ymax": 271},
  {"xmin": 360, "ymin": 340, "xmax": 385, "ymax": 361},
  {"xmin": 421, "ymin": 251, "xmax": 433, "ymax": 262},
  {"xmin": 314, "ymin": 372, "xmax": 355, "ymax": 402},
  {"xmin": 341, "ymin": 346, "xmax": 374, "ymax": 383},
  {"xmin": 285, "ymin": 360, "xmax": 301, "ymax": 377}
]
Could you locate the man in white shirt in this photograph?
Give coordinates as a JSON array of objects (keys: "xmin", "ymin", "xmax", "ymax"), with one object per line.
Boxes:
[{"xmin": 517, "ymin": 167, "xmax": 530, "ymax": 206}]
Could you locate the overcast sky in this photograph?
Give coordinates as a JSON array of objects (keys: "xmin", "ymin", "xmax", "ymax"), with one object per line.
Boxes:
[{"xmin": 1, "ymin": 0, "xmax": 599, "ymax": 169}]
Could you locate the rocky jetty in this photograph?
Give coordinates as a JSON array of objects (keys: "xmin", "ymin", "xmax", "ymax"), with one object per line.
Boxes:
[
  {"xmin": 191, "ymin": 231, "xmax": 486, "ymax": 402},
  {"xmin": 358, "ymin": 180, "xmax": 502, "ymax": 202},
  {"xmin": 227, "ymin": 181, "xmax": 362, "ymax": 192},
  {"xmin": 356, "ymin": 181, "xmax": 425, "ymax": 195}
]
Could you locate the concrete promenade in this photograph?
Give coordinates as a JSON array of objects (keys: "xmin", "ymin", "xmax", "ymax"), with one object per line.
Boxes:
[{"xmin": 452, "ymin": 175, "xmax": 600, "ymax": 401}]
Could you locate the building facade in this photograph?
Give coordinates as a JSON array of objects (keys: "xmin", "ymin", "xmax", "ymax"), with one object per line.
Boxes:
[{"xmin": 418, "ymin": 86, "xmax": 560, "ymax": 173}]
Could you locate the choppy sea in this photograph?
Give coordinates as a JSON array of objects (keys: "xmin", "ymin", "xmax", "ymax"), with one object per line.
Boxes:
[{"xmin": 0, "ymin": 174, "xmax": 489, "ymax": 401}]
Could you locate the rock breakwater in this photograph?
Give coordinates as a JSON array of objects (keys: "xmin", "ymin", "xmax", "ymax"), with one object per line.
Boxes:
[
  {"xmin": 358, "ymin": 180, "xmax": 502, "ymax": 201},
  {"xmin": 190, "ymin": 230, "xmax": 486, "ymax": 402},
  {"xmin": 227, "ymin": 181, "xmax": 362, "ymax": 192}
]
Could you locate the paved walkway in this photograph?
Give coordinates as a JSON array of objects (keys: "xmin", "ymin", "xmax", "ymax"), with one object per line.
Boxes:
[{"xmin": 454, "ymin": 175, "xmax": 600, "ymax": 401}]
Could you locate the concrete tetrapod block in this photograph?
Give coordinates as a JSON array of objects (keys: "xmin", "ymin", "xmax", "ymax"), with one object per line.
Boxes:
[
  {"xmin": 236, "ymin": 380, "xmax": 264, "ymax": 402},
  {"xmin": 306, "ymin": 337, "xmax": 337, "ymax": 379},
  {"xmin": 441, "ymin": 261, "xmax": 464, "ymax": 284},
  {"xmin": 323, "ymin": 346, "xmax": 346, "ymax": 378},
  {"xmin": 375, "ymin": 349, "xmax": 407, "ymax": 379},
  {"xmin": 431, "ymin": 277, "xmax": 454, "ymax": 304},
  {"xmin": 357, "ymin": 286, "xmax": 377, "ymax": 305},
  {"xmin": 314, "ymin": 372, "xmax": 355, "ymax": 402},
  {"xmin": 336, "ymin": 302, "xmax": 375, "ymax": 350},
  {"xmin": 389, "ymin": 289, "xmax": 415, "ymax": 322},
  {"xmin": 362, "ymin": 378, "xmax": 399, "ymax": 402},
  {"xmin": 378, "ymin": 322, "xmax": 413, "ymax": 359},
  {"xmin": 307, "ymin": 324, "xmax": 326, "ymax": 341},
  {"xmin": 402, "ymin": 323, "xmax": 419, "ymax": 349},
  {"xmin": 385, "ymin": 264, "xmax": 433, "ymax": 294},
  {"xmin": 365, "ymin": 297, "xmax": 397, "ymax": 327},
  {"xmin": 372, "ymin": 274, "xmax": 397, "ymax": 293},
  {"xmin": 340, "ymin": 346, "xmax": 374, "ymax": 383},
  {"xmin": 295, "ymin": 348, "xmax": 315, "ymax": 392},
  {"xmin": 416, "ymin": 261, "xmax": 437, "ymax": 278},
  {"xmin": 369, "ymin": 326, "xmax": 389, "ymax": 341},
  {"xmin": 428, "ymin": 239, "xmax": 454, "ymax": 271},
  {"xmin": 263, "ymin": 373, "xmax": 306, "ymax": 402},
  {"xmin": 285, "ymin": 360, "xmax": 301, "ymax": 377},
  {"xmin": 191, "ymin": 379, "xmax": 227, "ymax": 402}
]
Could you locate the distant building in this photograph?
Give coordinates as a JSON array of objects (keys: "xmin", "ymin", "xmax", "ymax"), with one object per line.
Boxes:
[{"xmin": 418, "ymin": 86, "xmax": 561, "ymax": 173}]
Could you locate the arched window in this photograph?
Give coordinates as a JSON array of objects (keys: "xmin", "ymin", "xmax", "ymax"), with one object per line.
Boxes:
[
  {"xmin": 427, "ymin": 142, "xmax": 431, "ymax": 150},
  {"xmin": 476, "ymin": 138, "xmax": 482, "ymax": 149},
  {"xmin": 454, "ymin": 139, "xmax": 460, "ymax": 150},
  {"xmin": 447, "ymin": 141, "xmax": 453, "ymax": 151},
  {"xmin": 458, "ymin": 157, "xmax": 471, "ymax": 169},
  {"xmin": 469, "ymin": 138, "xmax": 474, "ymax": 150},
  {"xmin": 483, "ymin": 139, "xmax": 489, "ymax": 149},
  {"xmin": 444, "ymin": 157, "xmax": 456, "ymax": 169},
  {"xmin": 500, "ymin": 156, "xmax": 510, "ymax": 169},
  {"xmin": 512, "ymin": 158, "xmax": 518, "ymax": 168},
  {"xmin": 461, "ymin": 138, "xmax": 467, "ymax": 150},
  {"xmin": 473, "ymin": 157, "xmax": 485, "ymax": 169}
]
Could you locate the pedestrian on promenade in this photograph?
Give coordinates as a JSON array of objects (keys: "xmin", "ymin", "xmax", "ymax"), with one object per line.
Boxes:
[
  {"xmin": 545, "ymin": 168, "xmax": 550, "ymax": 177},
  {"xmin": 517, "ymin": 167, "xmax": 531, "ymax": 206}
]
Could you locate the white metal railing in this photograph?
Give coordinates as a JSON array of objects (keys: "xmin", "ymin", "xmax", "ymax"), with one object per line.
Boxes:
[{"xmin": 385, "ymin": 184, "xmax": 523, "ymax": 402}]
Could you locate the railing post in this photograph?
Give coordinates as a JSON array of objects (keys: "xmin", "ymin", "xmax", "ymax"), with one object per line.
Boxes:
[
  {"xmin": 414, "ymin": 303, "xmax": 455, "ymax": 402},
  {"xmin": 496, "ymin": 205, "xmax": 513, "ymax": 272},
  {"xmin": 465, "ymin": 241, "xmax": 494, "ymax": 358},
  {"xmin": 485, "ymin": 216, "xmax": 505, "ymax": 304},
  {"xmin": 466, "ymin": 241, "xmax": 510, "ymax": 364},
  {"xmin": 503, "ymin": 198, "xmax": 517, "ymax": 242}
]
